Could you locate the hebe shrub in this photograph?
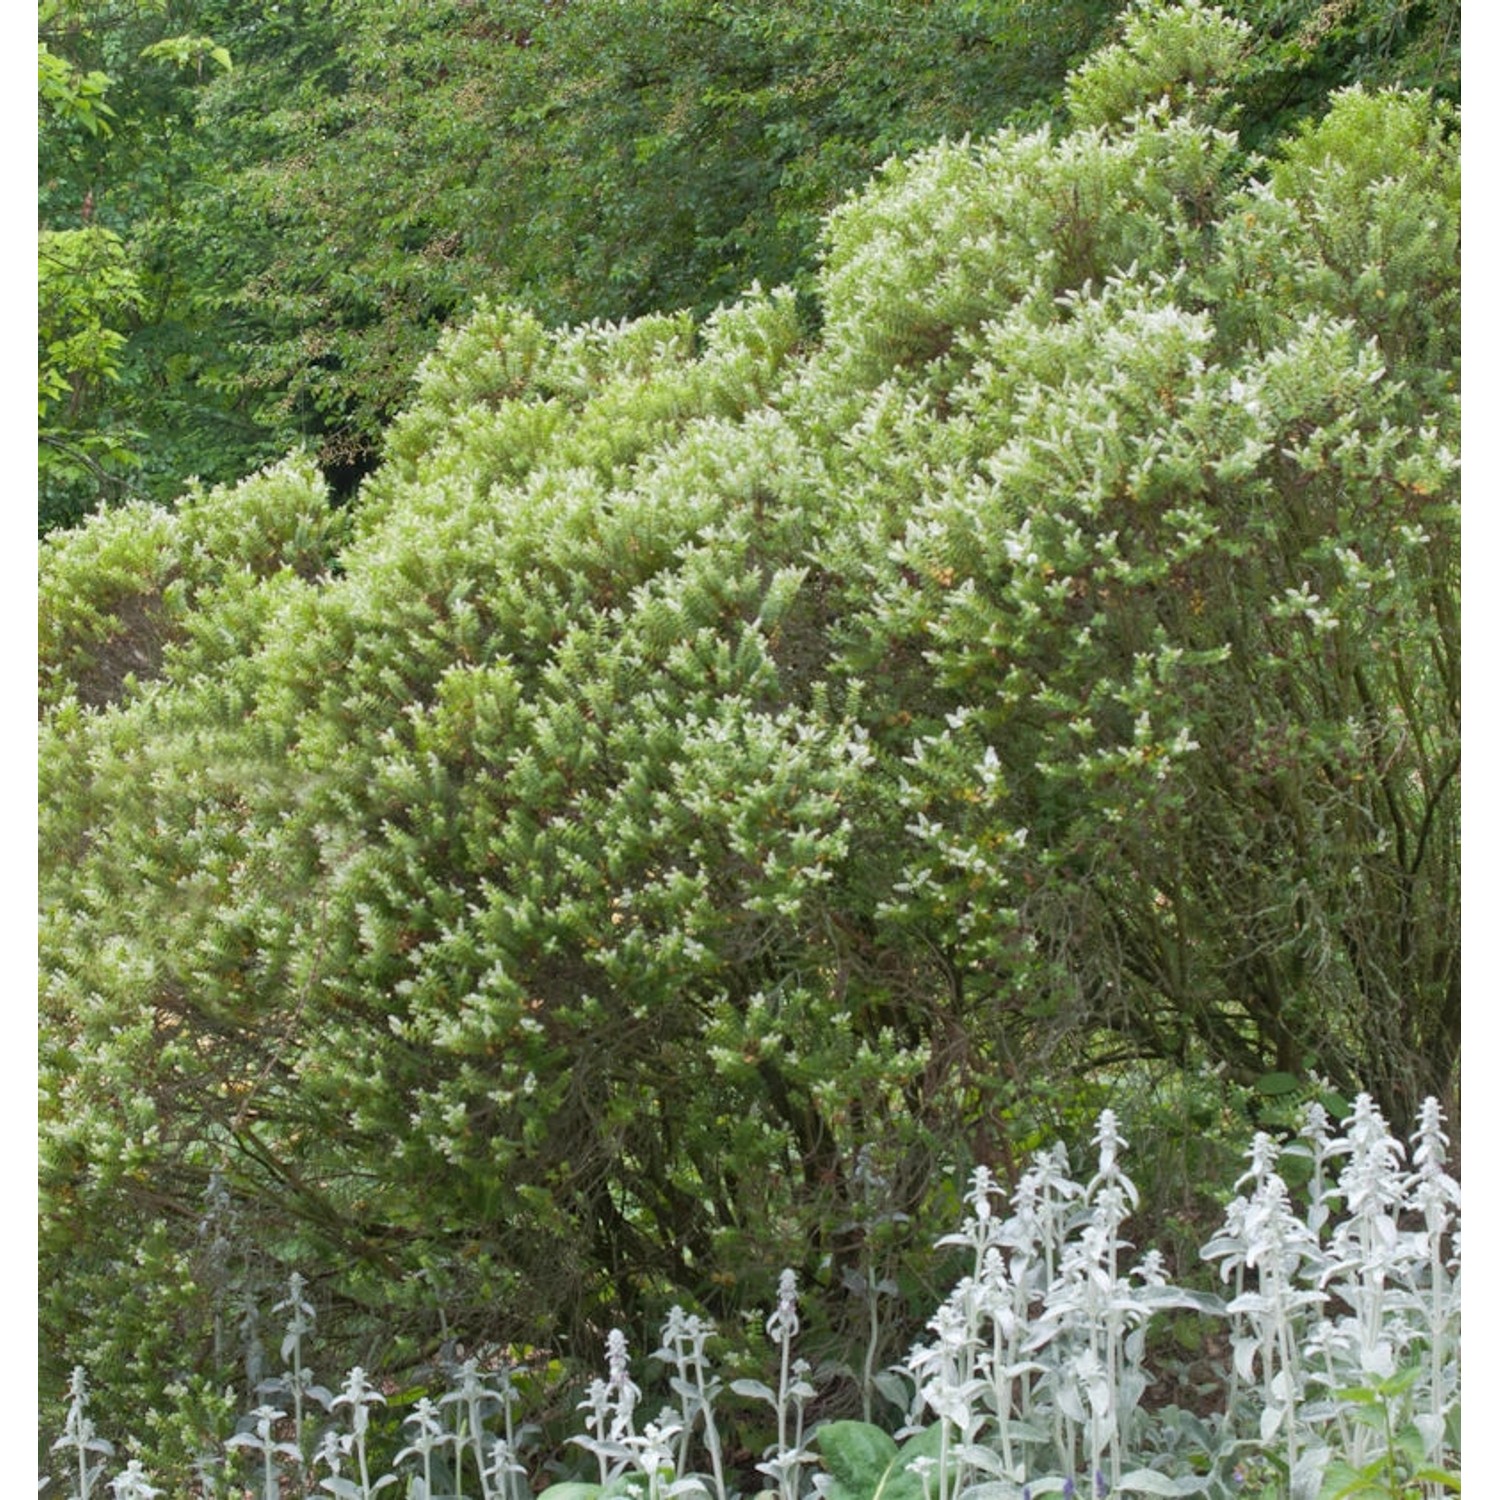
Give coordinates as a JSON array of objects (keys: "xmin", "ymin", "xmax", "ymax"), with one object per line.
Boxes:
[{"xmin": 40, "ymin": 1, "xmax": 1459, "ymax": 1469}]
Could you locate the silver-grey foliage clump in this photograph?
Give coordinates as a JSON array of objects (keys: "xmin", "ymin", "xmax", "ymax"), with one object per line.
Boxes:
[{"xmin": 44, "ymin": 1094, "xmax": 1458, "ymax": 1500}]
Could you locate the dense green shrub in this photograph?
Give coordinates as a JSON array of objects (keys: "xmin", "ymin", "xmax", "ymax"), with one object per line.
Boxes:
[{"xmin": 40, "ymin": 0, "xmax": 1458, "ymax": 1470}]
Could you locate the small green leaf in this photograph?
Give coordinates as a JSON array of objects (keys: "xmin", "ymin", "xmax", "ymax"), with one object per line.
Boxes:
[
  {"xmin": 1254, "ymin": 1071, "xmax": 1301, "ymax": 1096},
  {"xmin": 895, "ymin": 1424, "xmax": 946, "ymax": 1466},
  {"xmin": 1410, "ymin": 1467, "xmax": 1461, "ymax": 1491},
  {"xmin": 1373, "ymin": 1363, "xmax": 1422, "ymax": 1397}
]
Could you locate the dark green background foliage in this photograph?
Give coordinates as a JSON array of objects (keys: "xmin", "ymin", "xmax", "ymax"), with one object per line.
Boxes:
[
  {"xmin": 39, "ymin": 0, "xmax": 1455, "ymax": 529},
  {"xmin": 39, "ymin": 0, "xmax": 1458, "ymax": 1480},
  {"xmin": 40, "ymin": 0, "xmax": 1124, "ymax": 528}
]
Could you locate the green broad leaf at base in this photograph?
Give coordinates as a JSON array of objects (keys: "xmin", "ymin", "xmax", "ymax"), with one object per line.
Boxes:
[
  {"xmin": 816, "ymin": 1420, "xmax": 953, "ymax": 1500},
  {"xmin": 817, "ymin": 1421, "xmax": 900, "ymax": 1490},
  {"xmin": 1410, "ymin": 1466, "xmax": 1461, "ymax": 1491},
  {"xmin": 537, "ymin": 1482, "xmax": 608, "ymax": 1500},
  {"xmin": 1116, "ymin": 1471, "xmax": 1211, "ymax": 1496},
  {"xmin": 896, "ymin": 1424, "xmax": 947, "ymax": 1466}
]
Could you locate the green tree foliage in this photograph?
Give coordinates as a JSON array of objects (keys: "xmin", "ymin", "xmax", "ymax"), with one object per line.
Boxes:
[
  {"xmin": 39, "ymin": 225, "xmax": 144, "ymax": 507},
  {"xmin": 1225, "ymin": 0, "xmax": 1458, "ymax": 144},
  {"xmin": 38, "ymin": 0, "xmax": 1132, "ymax": 527},
  {"xmin": 39, "ymin": 1, "xmax": 1458, "ymax": 1468},
  {"xmin": 165, "ymin": 0, "xmax": 1122, "ymax": 498},
  {"xmin": 39, "ymin": 0, "xmax": 242, "ymax": 529}
]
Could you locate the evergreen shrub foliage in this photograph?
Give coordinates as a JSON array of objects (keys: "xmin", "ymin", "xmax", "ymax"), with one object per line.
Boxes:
[{"xmin": 39, "ymin": 0, "xmax": 1459, "ymax": 1475}]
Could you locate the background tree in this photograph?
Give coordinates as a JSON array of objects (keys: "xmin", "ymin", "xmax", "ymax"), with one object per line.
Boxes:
[
  {"xmin": 157, "ymin": 0, "xmax": 1127, "ymax": 497},
  {"xmin": 39, "ymin": 0, "xmax": 240, "ymax": 528},
  {"xmin": 39, "ymin": 222, "xmax": 144, "ymax": 505}
]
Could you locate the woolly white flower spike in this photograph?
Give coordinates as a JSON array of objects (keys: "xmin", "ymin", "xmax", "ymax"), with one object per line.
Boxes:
[
  {"xmin": 107, "ymin": 1459, "xmax": 163, "ymax": 1500},
  {"xmin": 1235, "ymin": 1131, "xmax": 1281, "ymax": 1194},
  {"xmin": 767, "ymin": 1269, "xmax": 800, "ymax": 1343},
  {"xmin": 1406, "ymin": 1096, "xmax": 1460, "ymax": 1223},
  {"xmin": 1086, "ymin": 1109, "xmax": 1140, "ymax": 1209}
]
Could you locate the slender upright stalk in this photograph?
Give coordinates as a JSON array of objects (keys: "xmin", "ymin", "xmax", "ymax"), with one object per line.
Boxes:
[{"xmin": 689, "ymin": 1335, "xmax": 728, "ymax": 1500}]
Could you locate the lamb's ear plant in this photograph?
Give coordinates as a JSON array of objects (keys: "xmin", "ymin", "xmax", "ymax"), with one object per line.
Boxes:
[
  {"xmin": 492, "ymin": 1361, "xmax": 540, "ymax": 1500},
  {"xmin": 732, "ymin": 1271, "xmax": 820, "ymax": 1500},
  {"xmin": 261, "ymin": 1271, "xmax": 334, "ymax": 1469},
  {"xmin": 323, "ymin": 1366, "xmax": 398, "ymax": 1499},
  {"xmin": 314, "ymin": 1428, "xmax": 351, "ymax": 1495},
  {"xmin": 653, "ymin": 1306, "xmax": 728, "ymax": 1500},
  {"xmin": 51, "ymin": 1367, "xmax": 115, "ymax": 1500},
  {"xmin": 842, "ymin": 1147, "xmax": 909, "ymax": 1427},
  {"xmin": 567, "ymin": 1330, "xmax": 645, "ymax": 1492},
  {"xmin": 240, "ymin": 1293, "xmax": 269, "ymax": 1401},
  {"xmin": 1404, "ymin": 1096, "xmax": 1461, "ymax": 1467},
  {"xmin": 543, "ymin": 1331, "xmax": 713, "ymax": 1500},
  {"xmin": 103, "ymin": 1460, "xmax": 162, "ymax": 1499},
  {"xmin": 42, "ymin": 1092, "xmax": 1460, "ymax": 1500},
  {"xmin": 1199, "ymin": 1093, "xmax": 1462, "ymax": 1499},
  {"xmin": 443, "ymin": 1358, "xmax": 519, "ymax": 1500},
  {"xmin": 393, "ymin": 1397, "xmax": 451, "ymax": 1500},
  {"xmin": 570, "ymin": 1374, "xmax": 630, "ymax": 1491},
  {"xmin": 224, "ymin": 1405, "xmax": 301, "ymax": 1500},
  {"xmin": 481, "ymin": 1436, "xmax": 531, "ymax": 1500},
  {"xmin": 192, "ymin": 1448, "xmax": 223, "ymax": 1498},
  {"xmin": 623, "ymin": 1416, "xmax": 715, "ymax": 1500},
  {"xmin": 876, "ymin": 1109, "xmax": 1241, "ymax": 1498}
]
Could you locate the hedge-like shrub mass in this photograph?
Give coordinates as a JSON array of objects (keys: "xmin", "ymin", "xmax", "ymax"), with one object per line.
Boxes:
[{"xmin": 39, "ymin": 1, "xmax": 1458, "ymax": 1473}]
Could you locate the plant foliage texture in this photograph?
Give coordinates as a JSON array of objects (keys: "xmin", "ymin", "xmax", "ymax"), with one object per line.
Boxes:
[
  {"xmin": 38, "ymin": 0, "xmax": 1125, "ymax": 527},
  {"xmin": 39, "ymin": 0, "xmax": 1458, "ymax": 1463},
  {"xmin": 38, "ymin": 0, "xmax": 1456, "ymax": 526},
  {"xmin": 42, "ymin": 1097, "xmax": 1460, "ymax": 1496}
]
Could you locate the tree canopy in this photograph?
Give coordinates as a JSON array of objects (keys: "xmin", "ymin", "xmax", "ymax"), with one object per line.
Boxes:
[
  {"xmin": 38, "ymin": 0, "xmax": 1125, "ymax": 528},
  {"xmin": 40, "ymin": 2, "xmax": 1459, "ymax": 1460}
]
